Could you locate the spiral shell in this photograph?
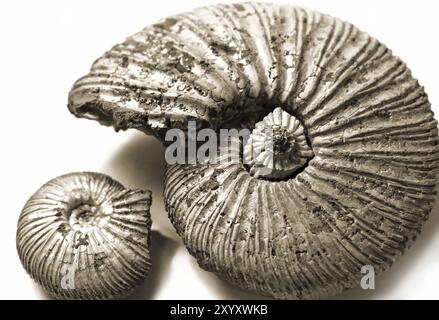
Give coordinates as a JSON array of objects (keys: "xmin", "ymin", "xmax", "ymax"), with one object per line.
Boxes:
[
  {"xmin": 68, "ymin": 2, "xmax": 439, "ymax": 299},
  {"xmin": 17, "ymin": 172, "xmax": 152, "ymax": 299},
  {"xmin": 243, "ymin": 107, "xmax": 313, "ymax": 179}
]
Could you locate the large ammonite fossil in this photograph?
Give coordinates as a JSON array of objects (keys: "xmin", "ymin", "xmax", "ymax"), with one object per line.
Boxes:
[
  {"xmin": 17, "ymin": 172, "xmax": 152, "ymax": 299},
  {"xmin": 68, "ymin": 3, "xmax": 439, "ymax": 298}
]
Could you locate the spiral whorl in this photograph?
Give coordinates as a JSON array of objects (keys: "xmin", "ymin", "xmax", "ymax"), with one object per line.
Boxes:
[
  {"xmin": 16, "ymin": 172, "xmax": 152, "ymax": 299},
  {"xmin": 68, "ymin": 2, "xmax": 439, "ymax": 299},
  {"xmin": 244, "ymin": 107, "xmax": 313, "ymax": 179}
]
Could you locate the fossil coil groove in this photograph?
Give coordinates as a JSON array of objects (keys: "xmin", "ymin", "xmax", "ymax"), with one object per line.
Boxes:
[
  {"xmin": 16, "ymin": 172, "xmax": 152, "ymax": 299},
  {"xmin": 68, "ymin": 2, "xmax": 439, "ymax": 299},
  {"xmin": 243, "ymin": 107, "xmax": 313, "ymax": 179}
]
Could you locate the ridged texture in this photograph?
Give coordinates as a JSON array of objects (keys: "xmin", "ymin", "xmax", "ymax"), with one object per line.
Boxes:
[
  {"xmin": 68, "ymin": 2, "xmax": 439, "ymax": 299},
  {"xmin": 16, "ymin": 172, "xmax": 152, "ymax": 299},
  {"xmin": 243, "ymin": 107, "xmax": 313, "ymax": 179}
]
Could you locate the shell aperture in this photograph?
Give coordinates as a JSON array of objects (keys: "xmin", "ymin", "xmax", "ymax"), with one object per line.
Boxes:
[
  {"xmin": 68, "ymin": 3, "xmax": 439, "ymax": 298},
  {"xmin": 16, "ymin": 172, "xmax": 152, "ymax": 299}
]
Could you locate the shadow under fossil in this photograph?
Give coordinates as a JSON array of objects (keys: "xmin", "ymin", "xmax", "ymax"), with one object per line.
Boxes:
[
  {"xmin": 33, "ymin": 282, "xmax": 52, "ymax": 300},
  {"xmin": 102, "ymin": 132, "xmax": 175, "ymax": 237},
  {"xmin": 127, "ymin": 230, "xmax": 178, "ymax": 299},
  {"xmin": 103, "ymin": 131, "xmax": 439, "ymax": 300}
]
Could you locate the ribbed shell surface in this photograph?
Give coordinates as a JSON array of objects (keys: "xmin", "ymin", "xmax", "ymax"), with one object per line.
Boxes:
[
  {"xmin": 67, "ymin": 2, "xmax": 439, "ymax": 299},
  {"xmin": 17, "ymin": 172, "xmax": 152, "ymax": 299}
]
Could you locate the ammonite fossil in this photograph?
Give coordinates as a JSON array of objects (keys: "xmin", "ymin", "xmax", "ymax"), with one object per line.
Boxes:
[
  {"xmin": 16, "ymin": 172, "xmax": 152, "ymax": 299},
  {"xmin": 68, "ymin": 3, "xmax": 439, "ymax": 298}
]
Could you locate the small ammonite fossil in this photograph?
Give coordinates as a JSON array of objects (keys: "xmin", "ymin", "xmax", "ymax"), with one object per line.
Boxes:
[
  {"xmin": 67, "ymin": 2, "xmax": 439, "ymax": 299},
  {"xmin": 16, "ymin": 172, "xmax": 152, "ymax": 299}
]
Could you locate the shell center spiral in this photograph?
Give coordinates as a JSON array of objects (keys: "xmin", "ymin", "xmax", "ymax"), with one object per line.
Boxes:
[
  {"xmin": 64, "ymin": 194, "xmax": 111, "ymax": 232},
  {"xmin": 69, "ymin": 204, "xmax": 100, "ymax": 229},
  {"xmin": 243, "ymin": 107, "xmax": 313, "ymax": 180}
]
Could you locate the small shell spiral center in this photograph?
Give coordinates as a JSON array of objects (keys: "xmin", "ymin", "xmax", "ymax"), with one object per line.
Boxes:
[
  {"xmin": 244, "ymin": 107, "xmax": 313, "ymax": 180},
  {"xmin": 59, "ymin": 188, "xmax": 113, "ymax": 232},
  {"xmin": 69, "ymin": 203, "xmax": 108, "ymax": 231}
]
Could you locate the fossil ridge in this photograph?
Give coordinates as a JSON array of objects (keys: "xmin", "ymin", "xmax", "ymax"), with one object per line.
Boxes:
[
  {"xmin": 16, "ymin": 172, "xmax": 152, "ymax": 299},
  {"xmin": 68, "ymin": 3, "xmax": 439, "ymax": 299}
]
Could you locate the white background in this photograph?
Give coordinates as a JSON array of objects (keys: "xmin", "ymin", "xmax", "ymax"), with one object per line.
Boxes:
[{"xmin": 1, "ymin": 0, "xmax": 438, "ymax": 299}]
